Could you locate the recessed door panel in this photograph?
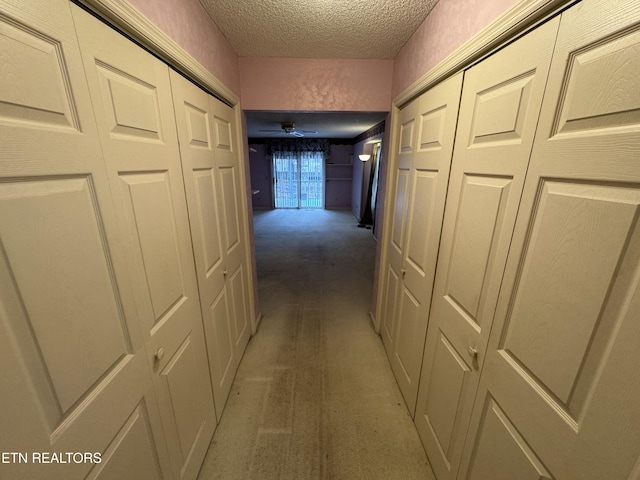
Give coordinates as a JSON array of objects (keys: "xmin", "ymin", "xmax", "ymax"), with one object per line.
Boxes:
[
  {"xmin": 0, "ymin": 177, "xmax": 130, "ymax": 412},
  {"xmin": 193, "ymin": 168, "xmax": 223, "ymax": 276},
  {"xmin": 446, "ymin": 175, "xmax": 512, "ymax": 324},
  {"xmin": 502, "ymin": 181, "xmax": 640, "ymax": 409},
  {"xmin": 553, "ymin": 28, "xmax": 640, "ymax": 136},
  {"xmin": 399, "ymin": 118, "xmax": 415, "ymax": 154},
  {"xmin": 469, "ymin": 72, "xmax": 535, "ymax": 146},
  {"xmin": 160, "ymin": 336, "xmax": 207, "ymax": 465},
  {"xmin": 382, "ymin": 266, "xmax": 401, "ymax": 348},
  {"xmin": 394, "ymin": 286, "xmax": 422, "ymax": 382},
  {"xmin": 96, "ymin": 63, "xmax": 163, "ymax": 141},
  {"xmin": 391, "ymin": 169, "xmax": 410, "ymax": 254},
  {"xmin": 466, "ymin": 396, "xmax": 552, "ymax": 480},
  {"xmin": 229, "ymin": 265, "xmax": 249, "ymax": 349},
  {"xmin": 207, "ymin": 287, "xmax": 234, "ymax": 407},
  {"xmin": 89, "ymin": 402, "xmax": 163, "ymax": 480},
  {"xmin": 219, "ymin": 165, "xmax": 241, "ymax": 254},
  {"xmin": 423, "ymin": 332, "xmax": 471, "ymax": 461},
  {"xmin": 405, "ymin": 170, "xmax": 438, "ymax": 276},
  {"xmin": 0, "ymin": 17, "xmax": 79, "ymax": 130},
  {"xmin": 213, "ymin": 114, "xmax": 233, "ymax": 152},
  {"xmin": 119, "ymin": 172, "xmax": 186, "ymax": 326},
  {"xmin": 419, "ymin": 105, "xmax": 446, "ymax": 150},
  {"xmin": 185, "ymin": 103, "xmax": 211, "ymax": 148}
]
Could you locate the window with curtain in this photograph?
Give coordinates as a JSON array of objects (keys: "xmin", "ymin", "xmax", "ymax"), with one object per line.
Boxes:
[
  {"xmin": 273, "ymin": 150, "xmax": 324, "ymax": 208},
  {"xmin": 268, "ymin": 139, "xmax": 329, "ymax": 209}
]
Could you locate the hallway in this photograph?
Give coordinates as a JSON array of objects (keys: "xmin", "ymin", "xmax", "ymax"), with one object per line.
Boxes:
[{"xmin": 197, "ymin": 209, "xmax": 434, "ymax": 479}]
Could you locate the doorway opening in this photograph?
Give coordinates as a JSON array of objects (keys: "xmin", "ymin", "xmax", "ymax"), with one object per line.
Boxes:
[{"xmin": 273, "ymin": 151, "xmax": 324, "ymax": 208}]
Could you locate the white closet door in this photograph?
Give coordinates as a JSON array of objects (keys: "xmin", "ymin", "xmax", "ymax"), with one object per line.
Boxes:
[
  {"xmin": 71, "ymin": 7, "xmax": 216, "ymax": 480},
  {"xmin": 458, "ymin": 0, "xmax": 640, "ymax": 478},
  {"xmin": 209, "ymin": 98, "xmax": 251, "ymax": 358},
  {"xmin": 381, "ymin": 99, "xmax": 416, "ymax": 356},
  {"xmin": 386, "ymin": 73, "xmax": 464, "ymax": 414},
  {"xmin": 169, "ymin": 70, "xmax": 237, "ymax": 420},
  {"xmin": 413, "ymin": 17, "xmax": 560, "ymax": 480},
  {"xmin": 0, "ymin": 1, "xmax": 171, "ymax": 479}
]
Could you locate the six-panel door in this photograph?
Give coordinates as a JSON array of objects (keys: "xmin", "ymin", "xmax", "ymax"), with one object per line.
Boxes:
[
  {"xmin": 413, "ymin": 17, "xmax": 560, "ymax": 480},
  {"xmin": 387, "ymin": 73, "xmax": 464, "ymax": 415},
  {"xmin": 72, "ymin": 7, "xmax": 217, "ymax": 480},
  {"xmin": 0, "ymin": 1, "xmax": 172, "ymax": 479},
  {"xmin": 458, "ymin": 0, "xmax": 640, "ymax": 478},
  {"xmin": 170, "ymin": 70, "xmax": 245, "ymax": 420}
]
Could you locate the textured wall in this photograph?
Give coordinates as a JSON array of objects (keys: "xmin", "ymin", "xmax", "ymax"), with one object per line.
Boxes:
[
  {"xmin": 392, "ymin": 0, "xmax": 519, "ymax": 99},
  {"xmin": 128, "ymin": 0, "xmax": 241, "ymax": 97},
  {"xmin": 239, "ymin": 58, "xmax": 393, "ymax": 111}
]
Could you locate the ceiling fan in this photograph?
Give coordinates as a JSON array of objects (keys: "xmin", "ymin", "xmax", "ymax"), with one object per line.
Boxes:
[{"xmin": 258, "ymin": 122, "xmax": 318, "ymax": 137}]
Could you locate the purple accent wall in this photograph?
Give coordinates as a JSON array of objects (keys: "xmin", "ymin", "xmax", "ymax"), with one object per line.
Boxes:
[
  {"xmin": 249, "ymin": 144, "xmax": 273, "ymax": 210},
  {"xmin": 325, "ymin": 144, "xmax": 355, "ymax": 209}
]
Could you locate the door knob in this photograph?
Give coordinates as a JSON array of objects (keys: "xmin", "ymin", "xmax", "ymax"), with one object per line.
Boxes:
[
  {"xmin": 467, "ymin": 346, "xmax": 478, "ymax": 359},
  {"xmin": 154, "ymin": 347, "xmax": 165, "ymax": 361},
  {"xmin": 223, "ymin": 268, "xmax": 228, "ymax": 278},
  {"xmin": 401, "ymin": 268, "xmax": 406, "ymax": 278}
]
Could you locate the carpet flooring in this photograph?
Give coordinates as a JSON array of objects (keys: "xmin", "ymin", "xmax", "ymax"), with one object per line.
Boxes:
[{"xmin": 197, "ymin": 209, "xmax": 435, "ymax": 480}]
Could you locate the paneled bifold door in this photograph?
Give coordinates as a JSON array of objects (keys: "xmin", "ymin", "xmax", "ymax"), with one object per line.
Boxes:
[
  {"xmin": 458, "ymin": 0, "xmax": 640, "ymax": 478},
  {"xmin": 413, "ymin": 17, "xmax": 560, "ymax": 480},
  {"xmin": 71, "ymin": 6, "xmax": 216, "ymax": 480},
  {"xmin": 169, "ymin": 71, "xmax": 251, "ymax": 420},
  {"xmin": 0, "ymin": 1, "xmax": 228, "ymax": 479},
  {"xmin": 0, "ymin": 1, "xmax": 174, "ymax": 479},
  {"xmin": 382, "ymin": 73, "xmax": 464, "ymax": 414}
]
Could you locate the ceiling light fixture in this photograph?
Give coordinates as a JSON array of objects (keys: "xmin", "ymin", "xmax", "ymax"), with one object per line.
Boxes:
[{"xmin": 359, "ymin": 154, "xmax": 371, "ymax": 162}]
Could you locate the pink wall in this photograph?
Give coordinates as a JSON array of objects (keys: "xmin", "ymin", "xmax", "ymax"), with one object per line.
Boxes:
[
  {"xmin": 128, "ymin": 0, "xmax": 241, "ymax": 97},
  {"xmin": 239, "ymin": 58, "xmax": 393, "ymax": 111},
  {"xmin": 392, "ymin": 0, "xmax": 519, "ymax": 98}
]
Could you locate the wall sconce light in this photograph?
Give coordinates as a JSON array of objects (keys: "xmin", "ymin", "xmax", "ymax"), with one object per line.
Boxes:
[{"xmin": 359, "ymin": 154, "xmax": 371, "ymax": 162}]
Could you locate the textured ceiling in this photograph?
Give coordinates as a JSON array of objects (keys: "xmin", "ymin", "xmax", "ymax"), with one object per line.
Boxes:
[{"xmin": 200, "ymin": 0, "xmax": 440, "ymax": 59}]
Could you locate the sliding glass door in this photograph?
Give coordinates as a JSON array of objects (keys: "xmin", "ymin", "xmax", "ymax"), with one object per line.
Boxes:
[{"xmin": 273, "ymin": 151, "xmax": 324, "ymax": 208}]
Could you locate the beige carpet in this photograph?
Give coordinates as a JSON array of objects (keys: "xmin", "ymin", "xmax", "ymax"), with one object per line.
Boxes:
[{"xmin": 197, "ymin": 209, "xmax": 435, "ymax": 480}]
